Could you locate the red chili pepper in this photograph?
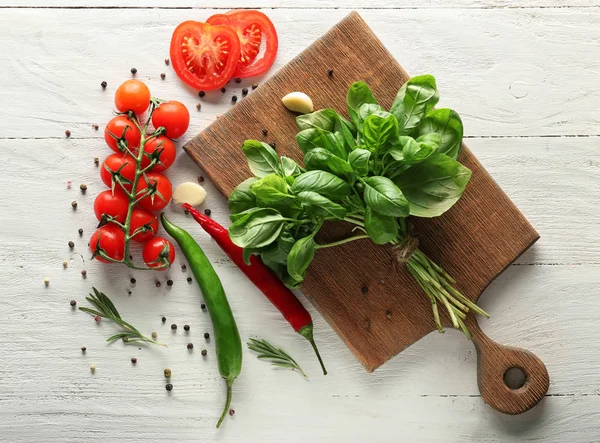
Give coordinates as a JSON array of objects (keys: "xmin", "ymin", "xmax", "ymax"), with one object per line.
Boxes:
[{"xmin": 182, "ymin": 203, "xmax": 327, "ymax": 375}]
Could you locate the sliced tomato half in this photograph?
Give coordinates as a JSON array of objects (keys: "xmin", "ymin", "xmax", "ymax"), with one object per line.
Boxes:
[
  {"xmin": 170, "ymin": 21, "xmax": 241, "ymax": 90},
  {"xmin": 207, "ymin": 10, "xmax": 278, "ymax": 79}
]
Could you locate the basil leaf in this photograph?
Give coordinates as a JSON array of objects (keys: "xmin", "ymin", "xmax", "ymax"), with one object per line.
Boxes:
[
  {"xmin": 304, "ymin": 148, "xmax": 355, "ymax": 183},
  {"xmin": 291, "ymin": 170, "xmax": 351, "ymax": 200},
  {"xmin": 228, "ymin": 208, "xmax": 286, "ymax": 248},
  {"xmin": 259, "ymin": 229, "xmax": 295, "ymax": 265},
  {"xmin": 229, "ymin": 207, "xmax": 263, "ymax": 223},
  {"xmin": 296, "ymin": 128, "xmax": 347, "ymax": 159},
  {"xmin": 296, "ymin": 109, "xmax": 338, "ymax": 132},
  {"xmin": 363, "ymin": 176, "xmax": 409, "ymax": 217},
  {"xmin": 416, "ymin": 108, "xmax": 463, "ymax": 159},
  {"xmin": 348, "ymin": 148, "xmax": 371, "ymax": 176},
  {"xmin": 391, "ymin": 75, "xmax": 439, "ymax": 135},
  {"xmin": 249, "ymin": 174, "xmax": 291, "ymax": 205},
  {"xmin": 364, "ymin": 207, "xmax": 398, "ymax": 245},
  {"xmin": 394, "ymin": 152, "xmax": 472, "ymax": 217},
  {"xmin": 389, "ymin": 136, "xmax": 434, "ymax": 164},
  {"xmin": 416, "ymin": 133, "xmax": 441, "ymax": 151},
  {"xmin": 356, "ymin": 103, "xmax": 388, "ymax": 133},
  {"xmin": 280, "ymin": 156, "xmax": 303, "ymax": 177},
  {"xmin": 242, "ymin": 247, "xmax": 256, "ymax": 266},
  {"xmin": 363, "ymin": 113, "xmax": 399, "ymax": 155},
  {"xmin": 297, "ymin": 191, "xmax": 347, "ymax": 220},
  {"xmin": 242, "ymin": 140, "xmax": 281, "ymax": 177},
  {"xmin": 262, "ymin": 259, "xmax": 286, "ymax": 276},
  {"xmin": 282, "ymin": 271, "xmax": 303, "ymax": 289},
  {"xmin": 228, "ymin": 177, "xmax": 258, "ymax": 214},
  {"xmin": 347, "ymin": 81, "xmax": 378, "ymax": 127},
  {"xmin": 287, "ymin": 235, "xmax": 316, "ymax": 282}
]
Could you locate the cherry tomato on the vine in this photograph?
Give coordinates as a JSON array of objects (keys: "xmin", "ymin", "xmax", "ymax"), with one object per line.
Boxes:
[
  {"xmin": 115, "ymin": 79, "xmax": 151, "ymax": 115},
  {"xmin": 141, "ymin": 135, "xmax": 176, "ymax": 172},
  {"xmin": 152, "ymin": 101, "xmax": 189, "ymax": 139},
  {"xmin": 100, "ymin": 154, "xmax": 136, "ymax": 191},
  {"xmin": 90, "ymin": 225, "xmax": 126, "ymax": 263},
  {"xmin": 169, "ymin": 21, "xmax": 241, "ymax": 91},
  {"xmin": 104, "ymin": 115, "xmax": 141, "ymax": 153},
  {"xmin": 143, "ymin": 237, "xmax": 175, "ymax": 269},
  {"xmin": 94, "ymin": 189, "xmax": 129, "ymax": 223},
  {"xmin": 207, "ymin": 10, "xmax": 278, "ymax": 78},
  {"xmin": 135, "ymin": 172, "xmax": 173, "ymax": 212},
  {"xmin": 129, "ymin": 209, "xmax": 159, "ymax": 243}
]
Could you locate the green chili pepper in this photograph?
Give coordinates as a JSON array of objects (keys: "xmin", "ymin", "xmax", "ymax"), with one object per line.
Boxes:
[{"xmin": 161, "ymin": 213, "xmax": 242, "ymax": 428}]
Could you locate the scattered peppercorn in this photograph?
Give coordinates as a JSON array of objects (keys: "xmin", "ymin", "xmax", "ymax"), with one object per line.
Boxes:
[
  {"xmin": 229, "ymin": 409, "xmax": 235, "ymax": 416},
  {"xmin": 181, "ymin": 264, "xmax": 187, "ymax": 271},
  {"xmin": 63, "ymin": 261, "xmax": 68, "ymax": 269},
  {"xmin": 231, "ymin": 95, "xmax": 238, "ymax": 103},
  {"xmin": 197, "ymin": 176, "xmax": 204, "ymax": 184},
  {"xmin": 94, "ymin": 157, "xmax": 99, "ymax": 166},
  {"xmin": 187, "ymin": 343, "xmax": 194, "ymax": 350},
  {"xmin": 196, "ymin": 103, "xmax": 201, "ymax": 111},
  {"xmin": 131, "ymin": 67, "xmax": 137, "ymax": 75},
  {"xmin": 80, "ymin": 184, "xmax": 87, "ymax": 193},
  {"xmin": 270, "ymin": 142, "xmax": 276, "ymax": 149},
  {"xmin": 204, "ymin": 332, "xmax": 210, "ymax": 340},
  {"xmin": 160, "ymin": 73, "xmax": 166, "ymax": 80},
  {"xmin": 201, "ymin": 303, "xmax": 206, "ymax": 310},
  {"xmin": 131, "ymin": 357, "xmax": 137, "ymax": 364},
  {"xmin": 220, "ymin": 87, "xmax": 226, "ymax": 93},
  {"xmin": 94, "ymin": 315, "xmax": 101, "ymax": 322},
  {"xmin": 44, "ymin": 278, "xmax": 50, "ymax": 287},
  {"xmin": 187, "ymin": 277, "xmax": 192, "ymax": 283},
  {"xmin": 242, "ymin": 87, "xmax": 249, "ymax": 96},
  {"xmin": 328, "ymin": 69, "xmax": 334, "ymax": 77},
  {"xmin": 171, "ymin": 324, "xmax": 177, "ymax": 331},
  {"xmin": 70, "ymin": 300, "xmax": 77, "ymax": 307},
  {"xmin": 127, "ymin": 290, "xmax": 132, "ymax": 295},
  {"xmin": 252, "ymin": 82, "xmax": 258, "ymax": 90},
  {"xmin": 155, "ymin": 281, "xmax": 161, "ymax": 288},
  {"xmin": 167, "ymin": 280, "xmax": 173, "ymax": 287},
  {"xmin": 81, "ymin": 346, "xmax": 86, "ymax": 352},
  {"xmin": 234, "ymin": 77, "xmax": 242, "ymax": 83},
  {"xmin": 166, "ymin": 383, "xmax": 173, "ymax": 391},
  {"xmin": 81, "ymin": 270, "xmax": 87, "ymax": 278},
  {"xmin": 65, "ymin": 130, "xmax": 71, "ymax": 138},
  {"xmin": 164, "ymin": 58, "xmax": 170, "ymax": 65},
  {"xmin": 204, "ymin": 209, "xmax": 211, "ymax": 216},
  {"xmin": 101, "ymin": 81, "xmax": 107, "ymax": 89},
  {"xmin": 71, "ymin": 201, "xmax": 78, "ymax": 209},
  {"xmin": 130, "ymin": 278, "xmax": 136, "ymax": 284},
  {"xmin": 184, "ymin": 209, "xmax": 189, "ymax": 216},
  {"xmin": 151, "ymin": 331, "xmax": 157, "ymax": 339},
  {"xmin": 164, "ymin": 368, "xmax": 172, "ymax": 378},
  {"xmin": 198, "ymin": 91, "xmax": 205, "ymax": 98},
  {"xmin": 78, "ymin": 228, "xmax": 83, "ymax": 236},
  {"xmin": 90, "ymin": 364, "xmax": 96, "ymax": 372},
  {"xmin": 361, "ymin": 285, "xmax": 368, "ymax": 294},
  {"xmin": 262, "ymin": 129, "xmax": 268, "ymax": 136},
  {"xmin": 68, "ymin": 241, "xmax": 75, "ymax": 249},
  {"xmin": 184, "ymin": 325, "xmax": 190, "ymax": 332},
  {"xmin": 122, "ymin": 336, "xmax": 129, "ymax": 343},
  {"xmin": 201, "ymin": 349, "xmax": 207, "ymax": 357},
  {"xmin": 92, "ymin": 124, "xmax": 99, "ymax": 130},
  {"xmin": 162, "ymin": 316, "xmax": 166, "ymax": 323}
]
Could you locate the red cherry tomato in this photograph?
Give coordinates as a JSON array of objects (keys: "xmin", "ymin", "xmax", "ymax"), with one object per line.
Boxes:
[
  {"xmin": 89, "ymin": 225, "xmax": 125, "ymax": 263},
  {"xmin": 141, "ymin": 136, "xmax": 176, "ymax": 172},
  {"xmin": 143, "ymin": 237, "xmax": 175, "ymax": 269},
  {"xmin": 135, "ymin": 172, "xmax": 173, "ymax": 212},
  {"xmin": 104, "ymin": 115, "xmax": 141, "ymax": 153},
  {"xmin": 93, "ymin": 189, "xmax": 130, "ymax": 223},
  {"xmin": 169, "ymin": 21, "xmax": 241, "ymax": 90},
  {"xmin": 129, "ymin": 208, "xmax": 159, "ymax": 243},
  {"xmin": 115, "ymin": 79, "xmax": 151, "ymax": 115},
  {"xmin": 207, "ymin": 10, "xmax": 278, "ymax": 78},
  {"xmin": 100, "ymin": 154, "xmax": 136, "ymax": 191},
  {"xmin": 151, "ymin": 101, "xmax": 190, "ymax": 139}
]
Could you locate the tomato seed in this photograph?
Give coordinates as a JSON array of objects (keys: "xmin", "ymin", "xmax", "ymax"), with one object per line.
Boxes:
[
  {"xmin": 151, "ymin": 331, "xmax": 157, "ymax": 339},
  {"xmin": 81, "ymin": 270, "xmax": 87, "ymax": 278},
  {"xmin": 196, "ymin": 103, "xmax": 201, "ymax": 111}
]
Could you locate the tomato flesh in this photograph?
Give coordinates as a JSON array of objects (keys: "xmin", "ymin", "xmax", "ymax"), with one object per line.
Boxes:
[
  {"xmin": 170, "ymin": 21, "xmax": 241, "ymax": 90},
  {"xmin": 151, "ymin": 102, "xmax": 189, "ymax": 139}
]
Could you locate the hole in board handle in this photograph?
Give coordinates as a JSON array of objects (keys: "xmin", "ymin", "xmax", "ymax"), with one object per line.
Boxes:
[{"xmin": 504, "ymin": 367, "xmax": 527, "ymax": 390}]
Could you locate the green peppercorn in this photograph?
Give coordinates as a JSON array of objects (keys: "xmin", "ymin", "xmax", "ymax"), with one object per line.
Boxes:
[
  {"xmin": 164, "ymin": 368, "xmax": 172, "ymax": 378},
  {"xmin": 80, "ymin": 184, "xmax": 87, "ymax": 193}
]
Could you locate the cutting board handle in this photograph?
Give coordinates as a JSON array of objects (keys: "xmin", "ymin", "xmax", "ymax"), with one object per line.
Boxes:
[{"xmin": 465, "ymin": 315, "xmax": 549, "ymax": 415}]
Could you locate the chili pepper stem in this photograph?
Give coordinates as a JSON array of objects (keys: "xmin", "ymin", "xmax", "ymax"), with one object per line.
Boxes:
[
  {"xmin": 298, "ymin": 324, "xmax": 327, "ymax": 375},
  {"xmin": 216, "ymin": 379, "xmax": 234, "ymax": 429}
]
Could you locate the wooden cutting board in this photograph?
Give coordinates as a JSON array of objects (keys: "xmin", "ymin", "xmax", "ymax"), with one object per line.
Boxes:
[{"xmin": 184, "ymin": 11, "xmax": 549, "ymax": 415}]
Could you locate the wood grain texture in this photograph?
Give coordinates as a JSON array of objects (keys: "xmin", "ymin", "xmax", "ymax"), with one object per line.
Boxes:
[{"xmin": 185, "ymin": 12, "xmax": 548, "ymax": 415}]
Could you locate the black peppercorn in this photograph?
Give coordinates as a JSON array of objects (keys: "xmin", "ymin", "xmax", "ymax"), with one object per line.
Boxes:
[
  {"xmin": 269, "ymin": 142, "xmax": 276, "ymax": 149},
  {"xmin": 92, "ymin": 124, "xmax": 99, "ymax": 130},
  {"xmin": 252, "ymin": 82, "xmax": 258, "ymax": 90},
  {"xmin": 131, "ymin": 357, "xmax": 137, "ymax": 364},
  {"xmin": 81, "ymin": 270, "xmax": 87, "ymax": 278},
  {"xmin": 204, "ymin": 209, "xmax": 211, "ymax": 216},
  {"xmin": 165, "ymin": 383, "xmax": 173, "ymax": 391},
  {"xmin": 127, "ymin": 290, "xmax": 132, "ymax": 295},
  {"xmin": 220, "ymin": 87, "xmax": 226, "ymax": 93},
  {"xmin": 164, "ymin": 58, "xmax": 170, "ymax": 65},
  {"xmin": 155, "ymin": 281, "xmax": 161, "ymax": 288},
  {"xmin": 101, "ymin": 81, "xmax": 107, "ymax": 89},
  {"xmin": 184, "ymin": 325, "xmax": 190, "ymax": 331},
  {"xmin": 242, "ymin": 87, "xmax": 248, "ymax": 96},
  {"xmin": 162, "ymin": 316, "xmax": 166, "ymax": 323},
  {"xmin": 187, "ymin": 343, "xmax": 194, "ymax": 350},
  {"xmin": 201, "ymin": 303, "xmax": 206, "ymax": 310},
  {"xmin": 187, "ymin": 277, "xmax": 193, "ymax": 283},
  {"xmin": 328, "ymin": 69, "xmax": 334, "ymax": 77},
  {"xmin": 197, "ymin": 176, "xmax": 204, "ymax": 184},
  {"xmin": 131, "ymin": 67, "xmax": 137, "ymax": 75},
  {"xmin": 234, "ymin": 77, "xmax": 242, "ymax": 83},
  {"xmin": 171, "ymin": 324, "xmax": 177, "ymax": 331},
  {"xmin": 204, "ymin": 332, "xmax": 210, "ymax": 340},
  {"xmin": 181, "ymin": 264, "xmax": 187, "ymax": 271},
  {"xmin": 70, "ymin": 300, "xmax": 77, "ymax": 307},
  {"xmin": 231, "ymin": 95, "xmax": 237, "ymax": 103},
  {"xmin": 130, "ymin": 278, "xmax": 136, "ymax": 284},
  {"xmin": 262, "ymin": 129, "xmax": 268, "ymax": 136},
  {"xmin": 81, "ymin": 346, "xmax": 86, "ymax": 352},
  {"xmin": 94, "ymin": 157, "xmax": 99, "ymax": 166},
  {"xmin": 167, "ymin": 280, "xmax": 173, "ymax": 287},
  {"xmin": 198, "ymin": 91, "xmax": 205, "ymax": 98},
  {"xmin": 68, "ymin": 241, "xmax": 75, "ymax": 249},
  {"xmin": 201, "ymin": 349, "xmax": 207, "ymax": 357},
  {"xmin": 78, "ymin": 228, "xmax": 83, "ymax": 236},
  {"xmin": 160, "ymin": 73, "xmax": 166, "ymax": 80}
]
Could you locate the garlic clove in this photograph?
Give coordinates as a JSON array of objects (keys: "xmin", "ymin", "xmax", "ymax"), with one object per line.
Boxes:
[
  {"xmin": 172, "ymin": 182, "xmax": 207, "ymax": 207},
  {"xmin": 282, "ymin": 92, "xmax": 314, "ymax": 114}
]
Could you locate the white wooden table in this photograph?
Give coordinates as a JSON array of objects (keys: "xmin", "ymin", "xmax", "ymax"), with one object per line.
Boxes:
[{"xmin": 1, "ymin": 1, "xmax": 598, "ymax": 442}]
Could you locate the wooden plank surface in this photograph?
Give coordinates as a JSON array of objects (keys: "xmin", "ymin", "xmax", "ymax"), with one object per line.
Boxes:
[{"xmin": 1, "ymin": 2, "xmax": 599, "ymax": 442}]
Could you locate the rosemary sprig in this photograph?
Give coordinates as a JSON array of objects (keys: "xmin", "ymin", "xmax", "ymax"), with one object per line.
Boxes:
[
  {"xmin": 247, "ymin": 338, "xmax": 307, "ymax": 378},
  {"xmin": 79, "ymin": 287, "xmax": 166, "ymax": 347}
]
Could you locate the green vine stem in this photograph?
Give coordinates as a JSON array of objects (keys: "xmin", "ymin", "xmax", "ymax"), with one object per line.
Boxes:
[{"xmin": 92, "ymin": 100, "xmax": 171, "ymax": 271}]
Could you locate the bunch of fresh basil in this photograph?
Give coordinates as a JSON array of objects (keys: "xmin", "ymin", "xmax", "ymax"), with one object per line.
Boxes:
[{"xmin": 228, "ymin": 75, "xmax": 487, "ymax": 336}]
